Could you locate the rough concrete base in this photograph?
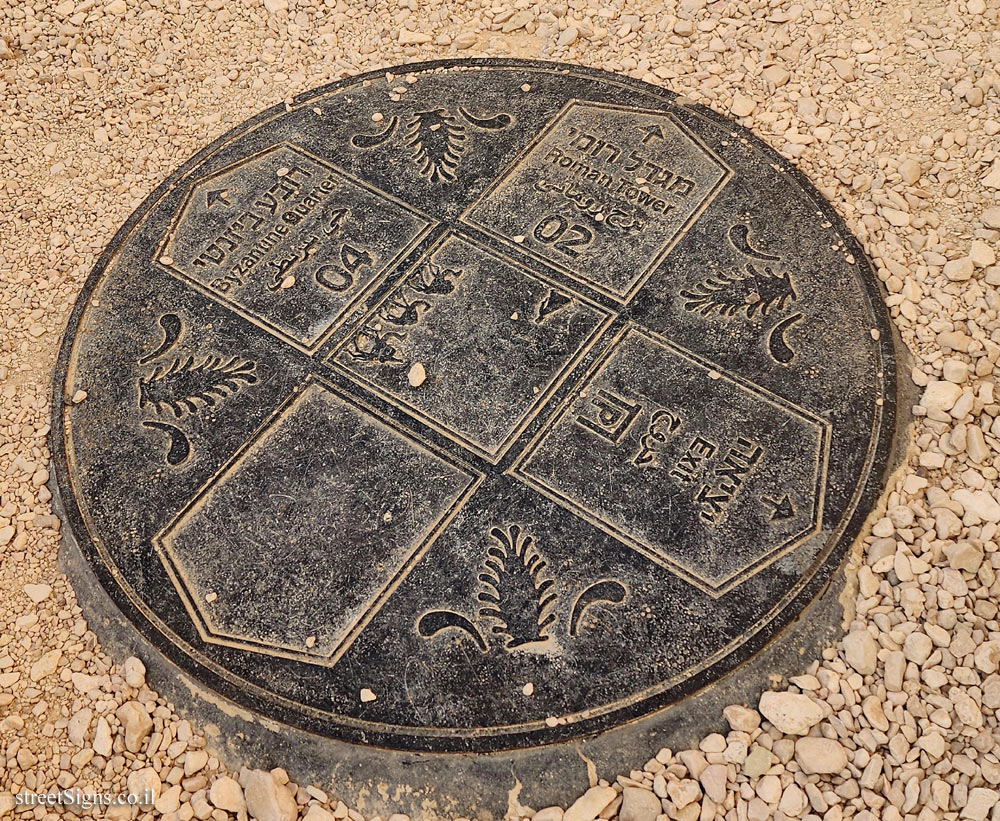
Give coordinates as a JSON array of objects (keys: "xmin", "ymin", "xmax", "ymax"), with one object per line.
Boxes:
[{"xmin": 53, "ymin": 503, "xmax": 877, "ymax": 819}]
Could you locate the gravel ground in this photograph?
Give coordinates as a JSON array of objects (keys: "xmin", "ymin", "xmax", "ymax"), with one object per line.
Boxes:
[{"xmin": 3, "ymin": 0, "xmax": 1000, "ymax": 820}]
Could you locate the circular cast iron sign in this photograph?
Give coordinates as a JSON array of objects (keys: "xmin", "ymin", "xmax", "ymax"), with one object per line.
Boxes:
[{"xmin": 52, "ymin": 60, "xmax": 896, "ymax": 772}]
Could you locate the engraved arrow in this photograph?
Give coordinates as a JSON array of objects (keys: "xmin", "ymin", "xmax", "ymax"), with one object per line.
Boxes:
[
  {"xmin": 206, "ymin": 188, "xmax": 231, "ymax": 207},
  {"xmin": 640, "ymin": 124, "xmax": 666, "ymax": 144},
  {"xmin": 762, "ymin": 494, "xmax": 795, "ymax": 522},
  {"xmin": 535, "ymin": 289, "xmax": 572, "ymax": 323}
]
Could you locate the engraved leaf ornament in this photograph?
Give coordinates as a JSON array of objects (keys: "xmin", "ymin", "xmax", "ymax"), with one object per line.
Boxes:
[{"xmin": 478, "ymin": 525, "xmax": 557, "ymax": 647}]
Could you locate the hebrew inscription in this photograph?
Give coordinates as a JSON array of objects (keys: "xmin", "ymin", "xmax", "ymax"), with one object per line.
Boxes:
[
  {"xmin": 157, "ymin": 143, "xmax": 433, "ymax": 350},
  {"xmin": 513, "ymin": 326, "xmax": 830, "ymax": 596},
  {"xmin": 331, "ymin": 232, "xmax": 612, "ymax": 461},
  {"xmin": 464, "ymin": 101, "xmax": 731, "ymax": 301}
]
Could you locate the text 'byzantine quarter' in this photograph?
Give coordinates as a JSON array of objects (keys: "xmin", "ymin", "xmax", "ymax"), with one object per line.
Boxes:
[{"xmin": 156, "ymin": 143, "xmax": 434, "ymax": 351}]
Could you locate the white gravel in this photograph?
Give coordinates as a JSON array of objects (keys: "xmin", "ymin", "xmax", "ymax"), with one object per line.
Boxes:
[{"xmin": 2, "ymin": 0, "xmax": 1000, "ymax": 819}]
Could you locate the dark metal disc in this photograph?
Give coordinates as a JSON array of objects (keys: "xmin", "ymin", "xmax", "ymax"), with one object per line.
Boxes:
[{"xmin": 51, "ymin": 58, "xmax": 898, "ymax": 811}]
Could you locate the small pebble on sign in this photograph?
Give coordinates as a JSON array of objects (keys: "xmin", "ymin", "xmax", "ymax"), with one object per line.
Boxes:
[{"xmin": 408, "ymin": 362, "xmax": 427, "ymax": 387}]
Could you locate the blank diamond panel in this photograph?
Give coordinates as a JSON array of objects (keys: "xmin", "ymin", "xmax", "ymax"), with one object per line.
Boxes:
[{"xmin": 155, "ymin": 379, "xmax": 481, "ymax": 665}]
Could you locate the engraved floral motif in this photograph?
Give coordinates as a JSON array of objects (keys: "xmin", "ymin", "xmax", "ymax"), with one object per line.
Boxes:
[
  {"xmin": 351, "ymin": 106, "xmax": 513, "ymax": 183},
  {"xmin": 478, "ymin": 524, "xmax": 557, "ymax": 648},
  {"xmin": 416, "ymin": 525, "xmax": 628, "ymax": 655},
  {"xmin": 138, "ymin": 355, "xmax": 257, "ymax": 418},
  {"xmin": 405, "ymin": 109, "xmax": 468, "ymax": 183},
  {"xmin": 684, "ymin": 223, "xmax": 808, "ymax": 366},
  {"xmin": 135, "ymin": 313, "xmax": 259, "ymax": 466},
  {"xmin": 680, "ymin": 263, "xmax": 797, "ymax": 319}
]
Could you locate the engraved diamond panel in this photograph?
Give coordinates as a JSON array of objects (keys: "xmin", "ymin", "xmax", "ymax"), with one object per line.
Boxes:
[
  {"xmin": 155, "ymin": 379, "xmax": 482, "ymax": 665},
  {"xmin": 512, "ymin": 326, "xmax": 829, "ymax": 595}
]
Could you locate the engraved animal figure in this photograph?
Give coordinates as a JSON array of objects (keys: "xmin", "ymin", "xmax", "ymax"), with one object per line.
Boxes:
[
  {"xmin": 407, "ymin": 260, "xmax": 463, "ymax": 295},
  {"xmin": 680, "ymin": 263, "xmax": 797, "ymax": 319},
  {"xmin": 138, "ymin": 355, "xmax": 258, "ymax": 417},
  {"xmin": 346, "ymin": 327, "xmax": 406, "ymax": 365},
  {"xmin": 405, "ymin": 109, "xmax": 467, "ymax": 182},
  {"xmin": 478, "ymin": 525, "xmax": 557, "ymax": 648},
  {"xmin": 380, "ymin": 294, "xmax": 431, "ymax": 326}
]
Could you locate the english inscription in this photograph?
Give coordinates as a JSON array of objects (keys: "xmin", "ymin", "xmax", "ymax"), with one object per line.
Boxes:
[
  {"xmin": 157, "ymin": 143, "xmax": 433, "ymax": 350},
  {"xmin": 513, "ymin": 325, "xmax": 830, "ymax": 596},
  {"xmin": 463, "ymin": 101, "xmax": 732, "ymax": 301}
]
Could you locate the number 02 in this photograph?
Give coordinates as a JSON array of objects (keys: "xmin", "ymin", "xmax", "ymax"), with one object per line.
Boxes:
[{"xmin": 532, "ymin": 215, "xmax": 594, "ymax": 258}]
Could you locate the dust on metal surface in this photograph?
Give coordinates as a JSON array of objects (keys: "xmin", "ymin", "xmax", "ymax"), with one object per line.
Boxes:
[{"xmin": 51, "ymin": 60, "xmax": 896, "ymax": 754}]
